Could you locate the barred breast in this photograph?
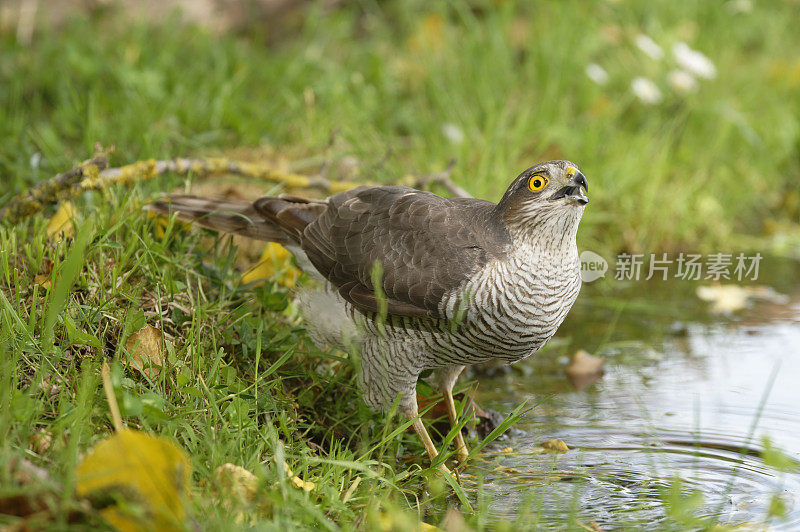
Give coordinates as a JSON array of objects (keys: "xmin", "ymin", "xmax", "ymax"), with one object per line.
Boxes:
[
  {"xmin": 353, "ymin": 241, "xmax": 581, "ymax": 410},
  {"xmin": 429, "ymin": 248, "xmax": 581, "ymax": 365},
  {"xmin": 358, "ymin": 247, "xmax": 581, "ymax": 365}
]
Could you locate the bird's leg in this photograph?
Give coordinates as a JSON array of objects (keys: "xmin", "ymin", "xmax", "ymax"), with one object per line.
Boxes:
[
  {"xmin": 443, "ymin": 387, "xmax": 470, "ymax": 464},
  {"xmin": 436, "ymin": 365, "xmax": 469, "ymax": 464},
  {"xmin": 404, "ymin": 401, "xmax": 451, "ymax": 475}
]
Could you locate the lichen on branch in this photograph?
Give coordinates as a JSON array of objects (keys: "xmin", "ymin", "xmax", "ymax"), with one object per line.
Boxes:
[{"xmin": 1, "ymin": 147, "xmax": 467, "ymax": 225}]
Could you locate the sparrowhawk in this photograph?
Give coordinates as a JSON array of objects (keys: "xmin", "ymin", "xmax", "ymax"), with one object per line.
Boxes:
[{"xmin": 148, "ymin": 160, "xmax": 589, "ymax": 471}]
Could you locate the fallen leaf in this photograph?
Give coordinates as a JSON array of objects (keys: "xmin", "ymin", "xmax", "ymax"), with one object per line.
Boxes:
[
  {"xmin": 283, "ymin": 462, "xmax": 315, "ymax": 492},
  {"xmin": 148, "ymin": 210, "xmax": 191, "ymax": 239},
  {"xmin": 34, "ymin": 273, "xmax": 52, "ymax": 290},
  {"xmin": 46, "ymin": 201, "xmax": 76, "ymax": 241},
  {"xmin": 241, "ymin": 242, "xmax": 300, "ymax": 287},
  {"xmin": 213, "ymin": 463, "xmax": 258, "ymax": 502},
  {"xmin": 76, "ymin": 429, "xmax": 191, "ymax": 532},
  {"xmin": 212, "ymin": 463, "xmax": 264, "ymax": 524},
  {"xmin": 29, "ymin": 429, "xmax": 52, "ymax": 455},
  {"xmin": 566, "ymin": 350, "xmax": 605, "ymax": 391},
  {"xmin": 124, "ymin": 325, "xmax": 164, "ymax": 378},
  {"xmin": 374, "ymin": 511, "xmax": 441, "ymax": 532},
  {"xmin": 541, "ymin": 439, "xmax": 569, "ymax": 453},
  {"xmin": 696, "ymin": 284, "xmax": 788, "ymax": 314},
  {"xmin": 148, "ymin": 210, "xmax": 169, "ymax": 239}
]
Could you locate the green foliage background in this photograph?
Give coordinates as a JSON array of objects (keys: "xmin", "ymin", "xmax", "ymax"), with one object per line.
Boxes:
[
  {"xmin": 2, "ymin": 0, "xmax": 799, "ymax": 253},
  {"xmin": 1, "ymin": 1, "xmax": 799, "ymax": 529}
]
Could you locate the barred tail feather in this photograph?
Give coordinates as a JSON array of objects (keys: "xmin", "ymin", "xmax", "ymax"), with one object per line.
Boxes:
[{"xmin": 147, "ymin": 194, "xmax": 291, "ymax": 243}]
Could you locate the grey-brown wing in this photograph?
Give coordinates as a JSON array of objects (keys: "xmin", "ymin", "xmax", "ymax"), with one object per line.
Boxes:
[{"xmin": 300, "ymin": 186, "xmax": 510, "ymax": 319}]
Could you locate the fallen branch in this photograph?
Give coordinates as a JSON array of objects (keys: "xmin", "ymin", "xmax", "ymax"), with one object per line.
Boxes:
[
  {"xmin": 1, "ymin": 149, "xmax": 470, "ymax": 225},
  {"xmin": 0, "ymin": 151, "xmax": 110, "ymax": 224},
  {"xmin": 409, "ymin": 158, "xmax": 471, "ymax": 198}
]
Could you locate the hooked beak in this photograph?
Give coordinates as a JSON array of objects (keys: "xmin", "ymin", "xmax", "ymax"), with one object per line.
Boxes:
[{"xmin": 550, "ymin": 171, "xmax": 589, "ymax": 205}]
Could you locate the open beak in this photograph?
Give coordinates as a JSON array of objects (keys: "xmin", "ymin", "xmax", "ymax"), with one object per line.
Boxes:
[{"xmin": 550, "ymin": 171, "xmax": 589, "ymax": 205}]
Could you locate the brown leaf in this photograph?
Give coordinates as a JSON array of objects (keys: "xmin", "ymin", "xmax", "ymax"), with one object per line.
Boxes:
[
  {"xmin": 566, "ymin": 350, "xmax": 605, "ymax": 391},
  {"xmin": 124, "ymin": 325, "xmax": 164, "ymax": 378},
  {"xmin": 34, "ymin": 273, "xmax": 52, "ymax": 290},
  {"xmin": 29, "ymin": 429, "xmax": 53, "ymax": 455},
  {"xmin": 33, "ymin": 258, "xmax": 55, "ymax": 290}
]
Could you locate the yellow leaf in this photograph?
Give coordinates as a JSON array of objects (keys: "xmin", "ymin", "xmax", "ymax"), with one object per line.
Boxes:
[
  {"xmin": 213, "ymin": 463, "xmax": 258, "ymax": 502},
  {"xmin": 212, "ymin": 463, "xmax": 265, "ymax": 525},
  {"xmin": 148, "ymin": 211, "xmax": 169, "ymax": 239},
  {"xmin": 541, "ymin": 439, "xmax": 569, "ymax": 453},
  {"xmin": 124, "ymin": 325, "xmax": 164, "ymax": 378},
  {"xmin": 46, "ymin": 201, "xmax": 76, "ymax": 241},
  {"xmin": 373, "ymin": 511, "xmax": 440, "ymax": 532},
  {"xmin": 282, "ymin": 462, "xmax": 315, "ymax": 492},
  {"xmin": 241, "ymin": 243, "xmax": 300, "ymax": 288},
  {"xmin": 76, "ymin": 429, "xmax": 191, "ymax": 531},
  {"xmin": 148, "ymin": 210, "xmax": 191, "ymax": 239},
  {"xmin": 696, "ymin": 284, "xmax": 786, "ymax": 314}
]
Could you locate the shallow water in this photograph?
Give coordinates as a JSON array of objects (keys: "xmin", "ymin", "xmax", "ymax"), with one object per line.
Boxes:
[{"xmin": 471, "ymin": 260, "xmax": 800, "ymax": 529}]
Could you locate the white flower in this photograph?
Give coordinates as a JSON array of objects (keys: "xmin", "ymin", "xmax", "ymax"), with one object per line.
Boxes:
[
  {"xmin": 441, "ymin": 123, "xmax": 464, "ymax": 145},
  {"xmin": 585, "ymin": 63, "xmax": 609, "ymax": 85},
  {"xmin": 631, "ymin": 77, "xmax": 662, "ymax": 104},
  {"xmin": 668, "ymin": 70, "xmax": 699, "ymax": 93},
  {"xmin": 635, "ymin": 34, "xmax": 664, "ymax": 60},
  {"xmin": 673, "ymin": 42, "xmax": 716, "ymax": 79}
]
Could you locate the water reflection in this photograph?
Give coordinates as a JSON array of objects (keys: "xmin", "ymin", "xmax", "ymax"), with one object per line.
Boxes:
[{"xmin": 472, "ymin": 280, "xmax": 800, "ymax": 529}]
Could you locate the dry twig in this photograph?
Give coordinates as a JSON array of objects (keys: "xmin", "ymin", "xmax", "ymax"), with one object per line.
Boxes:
[{"xmin": 1, "ymin": 148, "xmax": 469, "ymax": 224}]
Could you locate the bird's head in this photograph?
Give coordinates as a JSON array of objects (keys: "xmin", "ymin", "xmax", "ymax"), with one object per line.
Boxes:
[{"xmin": 495, "ymin": 160, "xmax": 588, "ymax": 235}]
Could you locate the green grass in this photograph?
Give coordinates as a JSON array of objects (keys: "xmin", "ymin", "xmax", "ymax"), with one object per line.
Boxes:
[
  {"xmin": 2, "ymin": 0, "xmax": 799, "ymax": 252},
  {"xmin": 1, "ymin": 0, "xmax": 799, "ymax": 529}
]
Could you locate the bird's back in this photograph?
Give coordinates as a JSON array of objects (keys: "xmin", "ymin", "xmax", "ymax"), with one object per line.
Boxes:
[{"xmin": 297, "ymin": 186, "xmax": 511, "ymax": 319}]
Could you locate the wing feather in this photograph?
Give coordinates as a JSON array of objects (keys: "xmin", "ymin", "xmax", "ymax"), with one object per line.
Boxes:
[{"xmin": 300, "ymin": 186, "xmax": 509, "ymax": 319}]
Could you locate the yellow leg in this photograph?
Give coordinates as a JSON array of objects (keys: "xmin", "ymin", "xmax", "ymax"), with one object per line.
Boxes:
[
  {"xmin": 409, "ymin": 415, "xmax": 452, "ymax": 475},
  {"xmin": 435, "ymin": 365, "xmax": 470, "ymax": 464},
  {"xmin": 443, "ymin": 389, "xmax": 470, "ymax": 464}
]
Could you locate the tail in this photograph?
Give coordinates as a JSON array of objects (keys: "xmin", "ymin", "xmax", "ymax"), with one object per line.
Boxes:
[{"xmin": 146, "ymin": 194, "xmax": 326, "ymax": 244}]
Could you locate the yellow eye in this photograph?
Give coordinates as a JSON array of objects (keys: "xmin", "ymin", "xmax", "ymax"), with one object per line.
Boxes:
[{"xmin": 528, "ymin": 174, "xmax": 549, "ymax": 192}]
